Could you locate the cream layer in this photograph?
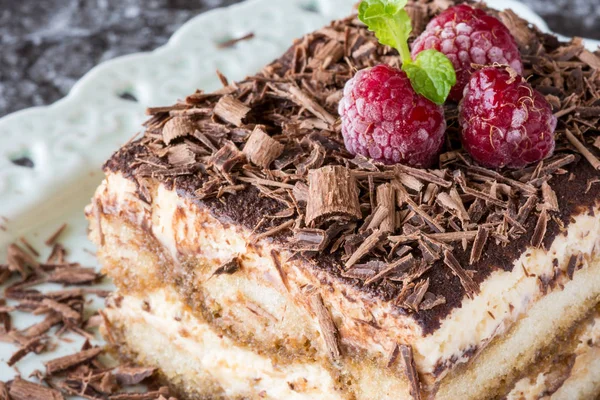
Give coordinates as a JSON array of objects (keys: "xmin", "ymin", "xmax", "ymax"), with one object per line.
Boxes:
[
  {"xmin": 506, "ymin": 312, "xmax": 600, "ymax": 400},
  {"xmin": 104, "ymin": 288, "xmax": 414, "ymax": 400}
]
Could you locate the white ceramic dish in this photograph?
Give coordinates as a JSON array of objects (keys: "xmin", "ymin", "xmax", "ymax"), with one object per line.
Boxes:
[{"xmin": 0, "ymin": 0, "xmax": 598, "ymax": 389}]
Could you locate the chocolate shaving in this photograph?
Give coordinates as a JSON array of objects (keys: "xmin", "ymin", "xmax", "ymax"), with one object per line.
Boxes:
[
  {"xmin": 19, "ymin": 237, "xmax": 39, "ymax": 257},
  {"xmin": 443, "ymin": 250, "xmax": 478, "ymax": 298},
  {"xmin": 308, "ymin": 39, "xmax": 344, "ymax": 70},
  {"xmin": 564, "ymin": 129, "xmax": 600, "ymax": 170},
  {"xmin": 45, "ymin": 224, "xmax": 67, "ymax": 246},
  {"xmin": 253, "ymin": 219, "xmax": 294, "ymax": 241},
  {"xmin": 243, "ymin": 125, "xmax": 284, "ymax": 168},
  {"xmin": 305, "ymin": 166, "xmax": 361, "ymax": 226},
  {"xmin": 498, "ymin": 9, "xmax": 536, "ymax": 50},
  {"xmin": 217, "ymin": 32, "xmax": 255, "ymax": 49},
  {"xmin": 213, "ymin": 95, "xmax": 250, "ymax": 127},
  {"xmin": 386, "ymin": 343, "xmax": 399, "ymax": 367},
  {"xmin": 358, "ymin": 206, "xmax": 395, "ymax": 233},
  {"xmin": 41, "ymin": 299, "xmax": 80, "ymax": 324},
  {"xmin": 469, "ymin": 226, "xmax": 489, "ymax": 265},
  {"xmin": 467, "ymin": 165, "xmax": 537, "ymax": 195},
  {"xmin": 47, "ymin": 267, "xmax": 100, "ymax": 285},
  {"xmin": 419, "ymin": 293, "xmax": 446, "ymax": 311},
  {"xmin": 398, "ymin": 173, "xmax": 424, "ymax": 192},
  {"xmin": 114, "ymin": 367, "xmax": 157, "ymax": 385},
  {"xmin": 288, "ymin": 86, "xmax": 336, "ymax": 125},
  {"xmin": 586, "ymin": 178, "xmax": 600, "ymax": 194},
  {"xmin": 345, "ymin": 229, "xmax": 385, "ymax": 269},
  {"xmin": 566, "ymin": 254, "xmax": 577, "ymax": 280},
  {"xmin": 8, "ymin": 335, "xmax": 46, "ymax": 366},
  {"xmin": 167, "ymin": 144, "xmax": 196, "ymax": 166},
  {"xmin": 540, "ymin": 181, "xmax": 559, "ymax": 212},
  {"xmin": 271, "ymin": 250, "xmax": 289, "ymax": 292},
  {"xmin": 109, "ymin": 387, "xmax": 169, "ymax": 400},
  {"xmin": 437, "ymin": 191, "xmax": 469, "ymax": 222},
  {"xmin": 342, "ymin": 261, "xmax": 382, "ymax": 280},
  {"xmin": 403, "ymin": 278, "xmax": 430, "ymax": 312},
  {"xmin": 290, "ymin": 229, "xmax": 326, "ymax": 251},
  {"xmin": 9, "ymin": 377, "xmax": 64, "ymax": 400},
  {"xmin": 396, "ymin": 165, "xmax": 451, "ymax": 188},
  {"xmin": 531, "ymin": 209, "xmax": 549, "ymax": 248},
  {"xmin": 400, "ymin": 345, "xmax": 421, "ymax": 400},
  {"xmin": 461, "ymin": 186, "xmax": 508, "ymax": 208},
  {"xmin": 23, "ymin": 313, "xmax": 63, "ymax": 338},
  {"xmin": 403, "ymin": 195, "xmax": 446, "ymax": 233},
  {"xmin": 578, "ymin": 49, "xmax": 600, "ymax": 69},
  {"xmin": 209, "ymin": 141, "xmax": 245, "ymax": 173},
  {"xmin": 7, "ymin": 243, "xmax": 40, "ymax": 278},
  {"xmin": 364, "ymin": 254, "xmax": 415, "ymax": 285},
  {"xmin": 93, "ymin": 199, "xmax": 105, "ymax": 246},
  {"xmin": 516, "ymin": 195, "xmax": 538, "ymax": 225},
  {"xmin": 376, "ymin": 184, "xmax": 396, "ymax": 232},
  {"xmin": 45, "ymin": 347, "xmax": 103, "ymax": 375},
  {"xmin": 210, "ymin": 255, "xmax": 241, "ymax": 277},
  {"xmin": 162, "ymin": 117, "xmax": 196, "ymax": 145},
  {"xmin": 0, "ymin": 381, "xmax": 8, "ymax": 400},
  {"xmin": 419, "ymin": 239, "xmax": 440, "ymax": 263},
  {"xmin": 309, "ymin": 293, "xmax": 341, "ymax": 362}
]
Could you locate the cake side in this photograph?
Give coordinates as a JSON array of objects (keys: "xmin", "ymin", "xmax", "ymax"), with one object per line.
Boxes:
[{"xmin": 87, "ymin": 166, "xmax": 600, "ymax": 399}]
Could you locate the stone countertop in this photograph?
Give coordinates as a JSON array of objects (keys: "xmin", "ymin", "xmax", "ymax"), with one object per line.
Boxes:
[{"xmin": 0, "ymin": 0, "xmax": 598, "ymax": 118}]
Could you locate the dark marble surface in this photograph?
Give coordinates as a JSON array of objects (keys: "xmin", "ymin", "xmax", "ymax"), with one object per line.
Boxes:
[{"xmin": 0, "ymin": 0, "xmax": 598, "ymax": 117}]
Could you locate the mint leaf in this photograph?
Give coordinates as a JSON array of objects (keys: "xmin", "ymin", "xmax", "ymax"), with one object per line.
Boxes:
[
  {"xmin": 403, "ymin": 49, "xmax": 457, "ymax": 104},
  {"xmin": 358, "ymin": 0, "xmax": 412, "ymax": 63}
]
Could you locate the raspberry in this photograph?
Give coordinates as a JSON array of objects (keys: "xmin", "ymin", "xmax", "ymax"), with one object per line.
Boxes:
[
  {"xmin": 411, "ymin": 4, "xmax": 523, "ymax": 102},
  {"xmin": 459, "ymin": 66, "xmax": 556, "ymax": 169},
  {"xmin": 338, "ymin": 64, "xmax": 446, "ymax": 168}
]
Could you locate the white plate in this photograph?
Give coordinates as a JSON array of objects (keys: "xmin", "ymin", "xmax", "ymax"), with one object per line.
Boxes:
[{"xmin": 0, "ymin": 0, "xmax": 598, "ymax": 389}]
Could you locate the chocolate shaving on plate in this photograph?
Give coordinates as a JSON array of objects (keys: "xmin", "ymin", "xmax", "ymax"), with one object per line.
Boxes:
[
  {"xmin": 45, "ymin": 224, "xmax": 68, "ymax": 246},
  {"xmin": 217, "ymin": 32, "xmax": 255, "ymax": 49},
  {"xmin": 8, "ymin": 377, "xmax": 64, "ymax": 400},
  {"xmin": 114, "ymin": 367, "xmax": 157, "ymax": 386},
  {"xmin": 45, "ymin": 347, "xmax": 103, "ymax": 375}
]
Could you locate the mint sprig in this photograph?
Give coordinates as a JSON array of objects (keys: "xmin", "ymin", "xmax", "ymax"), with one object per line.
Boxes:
[{"xmin": 358, "ymin": 0, "xmax": 456, "ymax": 104}]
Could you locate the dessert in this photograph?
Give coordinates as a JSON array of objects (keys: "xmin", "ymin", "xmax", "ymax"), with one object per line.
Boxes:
[{"xmin": 85, "ymin": 1, "xmax": 600, "ymax": 399}]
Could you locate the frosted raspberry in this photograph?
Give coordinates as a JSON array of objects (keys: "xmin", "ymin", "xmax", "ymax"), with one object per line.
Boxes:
[
  {"xmin": 411, "ymin": 4, "xmax": 523, "ymax": 102},
  {"xmin": 459, "ymin": 66, "xmax": 556, "ymax": 169},
  {"xmin": 338, "ymin": 65, "xmax": 446, "ymax": 168}
]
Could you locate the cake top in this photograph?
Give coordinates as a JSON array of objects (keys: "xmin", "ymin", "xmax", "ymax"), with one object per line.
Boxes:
[{"xmin": 106, "ymin": 0, "xmax": 600, "ymax": 333}]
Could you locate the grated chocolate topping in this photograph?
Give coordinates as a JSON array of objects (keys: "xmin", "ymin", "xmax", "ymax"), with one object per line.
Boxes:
[{"xmin": 104, "ymin": 0, "xmax": 600, "ymax": 334}]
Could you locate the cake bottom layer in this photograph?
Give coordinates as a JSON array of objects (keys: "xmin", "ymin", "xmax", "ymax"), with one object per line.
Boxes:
[
  {"xmin": 505, "ymin": 307, "xmax": 600, "ymax": 400},
  {"xmin": 101, "ymin": 287, "xmax": 414, "ymax": 400},
  {"xmin": 102, "ymin": 286, "xmax": 600, "ymax": 400}
]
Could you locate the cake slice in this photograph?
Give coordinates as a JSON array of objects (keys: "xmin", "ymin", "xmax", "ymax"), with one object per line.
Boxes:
[{"xmin": 86, "ymin": 2, "xmax": 600, "ymax": 399}]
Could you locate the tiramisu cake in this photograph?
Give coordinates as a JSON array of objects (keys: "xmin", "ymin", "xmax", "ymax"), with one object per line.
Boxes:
[{"xmin": 86, "ymin": 1, "xmax": 600, "ymax": 399}]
